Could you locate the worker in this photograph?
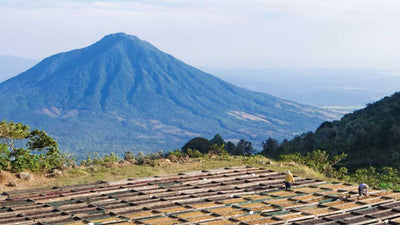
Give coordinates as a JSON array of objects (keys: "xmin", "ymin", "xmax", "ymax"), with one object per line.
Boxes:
[
  {"xmin": 284, "ymin": 170, "xmax": 295, "ymax": 190},
  {"xmin": 358, "ymin": 183, "xmax": 369, "ymax": 197}
]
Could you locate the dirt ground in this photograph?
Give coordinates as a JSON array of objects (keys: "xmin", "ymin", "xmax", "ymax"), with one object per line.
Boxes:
[{"xmin": 0, "ymin": 171, "xmax": 54, "ymax": 193}]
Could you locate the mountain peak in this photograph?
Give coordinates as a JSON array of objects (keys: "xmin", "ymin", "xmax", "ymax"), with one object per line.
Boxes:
[
  {"xmin": 90, "ymin": 32, "xmax": 159, "ymax": 58},
  {"xmin": 0, "ymin": 33, "xmax": 336, "ymax": 155},
  {"xmin": 93, "ymin": 32, "xmax": 143, "ymax": 49},
  {"xmin": 100, "ymin": 32, "xmax": 138, "ymax": 42}
]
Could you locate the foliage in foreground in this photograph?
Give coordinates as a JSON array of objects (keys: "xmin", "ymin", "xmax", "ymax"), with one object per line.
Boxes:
[
  {"xmin": 278, "ymin": 150, "xmax": 349, "ymax": 180},
  {"xmin": 350, "ymin": 167, "xmax": 400, "ymax": 190},
  {"xmin": 278, "ymin": 150, "xmax": 400, "ymax": 191},
  {"xmin": 0, "ymin": 120, "xmax": 67, "ymax": 172}
]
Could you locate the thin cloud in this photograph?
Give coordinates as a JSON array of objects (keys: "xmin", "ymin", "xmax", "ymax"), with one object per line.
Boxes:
[{"xmin": 1, "ymin": 0, "xmax": 400, "ymax": 69}]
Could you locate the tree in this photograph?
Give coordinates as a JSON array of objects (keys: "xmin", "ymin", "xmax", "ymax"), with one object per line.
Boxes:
[
  {"xmin": 261, "ymin": 138, "xmax": 279, "ymax": 157},
  {"xmin": 303, "ymin": 132, "xmax": 315, "ymax": 153},
  {"xmin": 182, "ymin": 137, "xmax": 212, "ymax": 154},
  {"xmin": 210, "ymin": 134, "xmax": 224, "ymax": 146},
  {"xmin": 236, "ymin": 139, "xmax": 254, "ymax": 156},
  {"xmin": 0, "ymin": 120, "xmax": 30, "ymax": 152},
  {"xmin": 226, "ymin": 141, "xmax": 237, "ymax": 155},
  {"xmin": 0, "ymin": 120, "xmax": 63, "ymax": 172},
  {"xmin": 303, "ymin": 150, "xmax": 347, "ymax": 178},
  {"xmin": 0, "ymin": 143, "xmax": 10, "ymax": 170}
]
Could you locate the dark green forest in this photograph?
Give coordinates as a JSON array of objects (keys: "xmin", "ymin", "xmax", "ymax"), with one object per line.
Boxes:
[{"xmin": 261, "ymin": 92, "xmax": 400, "ymax": 171}]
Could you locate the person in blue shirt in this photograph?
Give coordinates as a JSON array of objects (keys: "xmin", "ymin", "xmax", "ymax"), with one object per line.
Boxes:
[{"xmin": 358, "ymin": 183, "xmax": 369, "ymax": 197}]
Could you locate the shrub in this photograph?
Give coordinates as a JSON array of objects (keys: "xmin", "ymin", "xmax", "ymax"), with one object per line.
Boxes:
[
  {"xmin": 278, "ymin": 150, "xmax": 348, "ymax": 179},
  {"xmin": 350, "ymin": 166, "xmax": 400, "ymax": 190},
  {"xmin": 103, "ymin": 152, "xmax": 120, "ymax": 164},
  {"xmin": 124, "ymin": 151, "xmax": 135, "ymax": 162},
  {"xmin": 208, "ymin": 144, "xmax": 228, "ymax": 157},
  {"xmin": 10, "ymin": 148, "xmax": 32, "ymax": 172},
  {"xmin": 186, "ymin": 148, "xmax": 203, "ymax": 158},
  {"xmin": 81, "ymin": 154, "xmax": 93, "ymax": 167},
  {"xmin": 279, "ymin": 152, "xmax": 303, "ymax": 162},
  {"xmin": 146, "ymin": 151, "xmax": 165, "ymax": 160},
  {"xmin": 168, "ymin": 149, "xmax": 183, "ymax": 158},
  {"xmin": 135, "ymin": 152, "xmax": 146, "ymax": 165}
]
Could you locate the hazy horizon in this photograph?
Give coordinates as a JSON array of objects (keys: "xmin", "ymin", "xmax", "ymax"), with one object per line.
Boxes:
[{"xmin": 1, "ymin": 0, "xmax": 400, "ymax": 71}]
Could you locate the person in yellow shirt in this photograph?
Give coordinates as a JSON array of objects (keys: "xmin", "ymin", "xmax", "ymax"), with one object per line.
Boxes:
[{"xmin": 284, "ymin": 170, "xmax": 294, "ymax": 190}]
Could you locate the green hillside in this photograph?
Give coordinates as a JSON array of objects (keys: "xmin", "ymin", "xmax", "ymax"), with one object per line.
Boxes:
[{"xmin": 267, "ymin": 92, "xmax": 400, "ymax": 170}]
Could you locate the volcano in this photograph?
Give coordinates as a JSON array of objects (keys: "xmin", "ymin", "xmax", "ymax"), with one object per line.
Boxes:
[{"xmin": 0, "ymin": 33, "xmax": 337, "ymax": 156}]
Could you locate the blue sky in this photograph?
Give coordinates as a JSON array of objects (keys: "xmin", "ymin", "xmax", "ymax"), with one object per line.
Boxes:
[{"xmin": 1, "ymin": 0, "xmax": 400, "ymax": 69}]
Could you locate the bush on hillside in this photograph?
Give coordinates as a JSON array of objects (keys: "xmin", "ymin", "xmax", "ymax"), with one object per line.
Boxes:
[
  {"xmin": 279, "ymin": 149, "xmax": 348, "ymax": 180},
  {"xmin": 186, "ymin": 148, "xmax": 203, "ymax": 158},
  {"xmin": 208, "ymin": 144, "xmax": 228, "ymax": 157},
  {"xmin": 168, "ymin": 149, "xmax": 183, "ymax": 158},
  {"xmin": 351, "ymin": 166, "xmax": 400, "ymax": 191},
  {"xmin": 124, "ymin": 151, "xmax": 135, "ymax": 163}
]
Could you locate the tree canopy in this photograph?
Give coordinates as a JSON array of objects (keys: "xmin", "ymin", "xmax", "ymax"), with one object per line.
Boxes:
[
  {"xmin": 0, "ymin": 120, "xmax": 63, "ymax": 172},
  {"xmin": 182, "ymin": 137, "xmax": 212, "ymax": 154}
]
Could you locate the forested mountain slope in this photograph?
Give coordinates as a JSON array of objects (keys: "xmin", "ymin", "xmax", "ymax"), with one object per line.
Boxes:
[
  {"xmin": 272, "ymin": 92, "xmax": 400, "ymax": 170},
  {"xmin": 0, "ymin": 33, "xmax": 337, "ymax": 156}
]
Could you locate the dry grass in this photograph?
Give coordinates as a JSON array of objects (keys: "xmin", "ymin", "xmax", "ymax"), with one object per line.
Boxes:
[{"xmin": 0, "ymin": 155, "xmax": 338, "ymax": 191}]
